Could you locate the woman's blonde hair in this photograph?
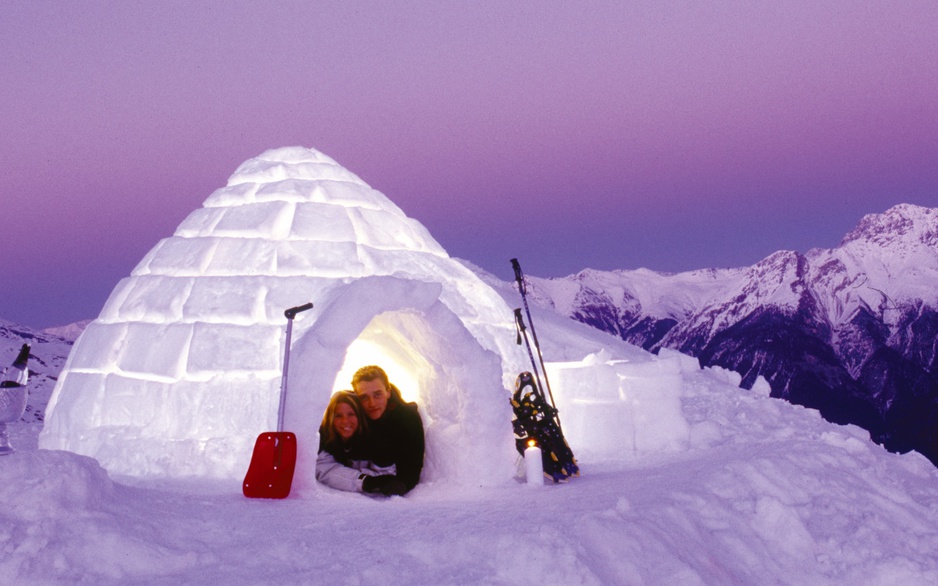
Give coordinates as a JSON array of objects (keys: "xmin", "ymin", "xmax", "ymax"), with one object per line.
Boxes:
[{"xmin": 320, "ymin": 390, "xmax": 367, "ymax": 445}]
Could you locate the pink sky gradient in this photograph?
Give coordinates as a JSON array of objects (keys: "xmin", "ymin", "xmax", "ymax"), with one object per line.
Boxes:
[{"xmin": 2, "ymin": 2, "xmax": 937, "ymax": 328}]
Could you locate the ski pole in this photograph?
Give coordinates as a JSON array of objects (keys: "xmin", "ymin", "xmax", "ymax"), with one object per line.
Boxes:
[
  {"xmin": 510, "ymin": 258, "xmax": 558, "ymax": 412},
  {"xmin": 514, "ymin": 308, "xmax": 545, "ymax": 395}
]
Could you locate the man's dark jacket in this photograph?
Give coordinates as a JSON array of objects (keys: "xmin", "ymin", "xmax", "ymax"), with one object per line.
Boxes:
[{"xmin": 368, "ymin": 400, "xmax": 425, "ymax": 492}]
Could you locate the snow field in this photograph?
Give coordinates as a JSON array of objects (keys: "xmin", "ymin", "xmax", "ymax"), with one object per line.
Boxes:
[{"xmin": 4, "ymin": 357, "xmax": 938, "ymax": 584}]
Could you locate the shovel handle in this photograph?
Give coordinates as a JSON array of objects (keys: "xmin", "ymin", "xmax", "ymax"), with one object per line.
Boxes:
[
  {"xmin": 284, "ymin": 302, "xmax": 314, "ymax": 319},
  {"xmin": 278, "ymin": 301, "xmax": 313, "ymax": 432}
]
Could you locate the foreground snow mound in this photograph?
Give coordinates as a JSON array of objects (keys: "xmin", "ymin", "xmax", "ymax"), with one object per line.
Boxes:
[
  {"xmin": 0, "ymin": 450, "xmax": 113, "ymax": 519},
  {"xmin": 4, "ymin": 363, "xmax": 938, "ymax": 584},
  {"xmin": 40, "ymin": 146, "xmax": 526, "ymax": 487},
  {"xmin": 0, "ymin": 451, "xmax": 212, "ymax": 581}
]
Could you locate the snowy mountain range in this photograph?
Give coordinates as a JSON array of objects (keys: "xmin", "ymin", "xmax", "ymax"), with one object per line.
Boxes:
[{"xmin": 523, "ymin": 204, "xmax": 938, "ymax": 465}]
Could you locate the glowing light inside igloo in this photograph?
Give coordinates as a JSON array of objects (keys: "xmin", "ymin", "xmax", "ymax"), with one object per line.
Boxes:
[{"xmin": 331, "ymin": 314, "xmax": 429, "ymax": 404}]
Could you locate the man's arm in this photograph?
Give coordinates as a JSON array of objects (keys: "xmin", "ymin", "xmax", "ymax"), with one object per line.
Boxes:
[{"xmin": 393, "ymin": 406, "xmax": 425, "ymax": 492}]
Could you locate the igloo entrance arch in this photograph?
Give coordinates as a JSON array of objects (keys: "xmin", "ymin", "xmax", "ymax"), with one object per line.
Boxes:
[{"xmin": 286, "ymin": 276, "xmax": 518, "ymax": 491}]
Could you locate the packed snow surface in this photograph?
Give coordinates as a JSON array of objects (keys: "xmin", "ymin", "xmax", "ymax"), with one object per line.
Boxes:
[{"xmin": 4, "ymin": 303, "xmax": 938, "ymax": 584}]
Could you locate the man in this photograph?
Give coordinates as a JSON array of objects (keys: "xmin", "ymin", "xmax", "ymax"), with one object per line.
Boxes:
[{"xmin": 352, "ymin": 365, "xmax": 425, "ymax": 495}]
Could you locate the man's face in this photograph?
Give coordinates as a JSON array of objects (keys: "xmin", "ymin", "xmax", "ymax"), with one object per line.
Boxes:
[{"xmin": 355, "ymin": 379, "xmax": 389, "ymax": 420}]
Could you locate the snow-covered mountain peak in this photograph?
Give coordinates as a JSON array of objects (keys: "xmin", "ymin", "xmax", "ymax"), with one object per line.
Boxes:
[
  {"xmin": 739, "ymin": 250, "xmax": 808, "ymax": 309},
  {"xmin": 807, "ymin": 204, "xmax": 938, "ymax": 313},
  {"xmin": 840, "ymin": 203, "xmax": 938, "ymax": 250},
  {"xmin": 526, "ymin": 205, "xmax": 938, "ymax": 341},
  {"xmin": 834, "ymin": 205, "xmax": 938, "ymax": 284},
  {"xmin": 531, "ymin": 266, "xmax": 745, "ymax": 322}
]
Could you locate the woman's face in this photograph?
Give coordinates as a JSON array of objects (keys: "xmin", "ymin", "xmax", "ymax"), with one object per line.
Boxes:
[{"xmin": 332, "ymin": 401, "xmax": 359, "ymax": 441}]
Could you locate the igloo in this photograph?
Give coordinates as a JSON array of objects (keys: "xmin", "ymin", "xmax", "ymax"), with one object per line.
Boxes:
[{"xmin": 40, "ymin": 147, "xmax": 527, "ymax": 490}]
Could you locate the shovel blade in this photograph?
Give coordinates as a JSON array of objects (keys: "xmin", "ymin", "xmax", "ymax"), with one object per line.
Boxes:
[{"xmin": 243, "ymin": 431, "xmax": 297, "ymax": 499}]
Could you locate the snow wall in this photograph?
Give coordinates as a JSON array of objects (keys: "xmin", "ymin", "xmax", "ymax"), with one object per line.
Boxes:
[
  {"xmin": 547, "ymin": 350, "xmax": 692, "ymax": 459},
  {"xmin": 39, "ymin": 146, "xmax": 528, "ymax": 489}
]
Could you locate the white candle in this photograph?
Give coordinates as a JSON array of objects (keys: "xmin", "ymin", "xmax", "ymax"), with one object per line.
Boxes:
[{"xmin": 524, "ymin": 441, "xmax": 544, "ymax": 486}]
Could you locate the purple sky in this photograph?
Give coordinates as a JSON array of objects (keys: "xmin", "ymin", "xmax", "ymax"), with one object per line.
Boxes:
[{"xmin": 3, "ymin": 2, "xmax": 937, "ymax": 329}]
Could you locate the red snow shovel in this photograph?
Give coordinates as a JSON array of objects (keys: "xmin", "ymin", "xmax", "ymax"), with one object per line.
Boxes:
[{"xmin": 243, "ymin": 302, "xmax": 313, "ymax": 499}]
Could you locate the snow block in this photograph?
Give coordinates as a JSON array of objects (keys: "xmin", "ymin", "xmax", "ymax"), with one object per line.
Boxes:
[
  {"xmin": 139, "ymin": 238, "xmax": 218, "ymax": 276},
  {"xmin": 64, "ymin": 322, "xmax": 130, "ymax": 371},
  {"xmin": 204, "ymin": 238, "xmax": 279, "ymax": 275},
  {"xmin": 274, "ymin": 241, "xmax": 364, "ymax": 278},
  {"xmin": 174, "ymin": 206, "xmax": 226, "ymax": 238},
  {"xmin": 117, "ymin": 323, "xmax": 193, "ymax": 379},
  {"xmin": 212, "ymin": 200, "xmax": 294, "ymax": 239},
  {"xmin": 202, "ymin": 181, "xmax": 259, "ymax": 207},
  {"xmin": 186, "ymin": 323, "xmax": 282, "ymax": 374},
  {"xmin": 288, "ymin": 201, "xmax": 357, "ymax": 242},
  {"xmin": 255, "ymin": 178, "xmax": 320, "ymax": 203},
  {"xmin": 313, "ymin": 179, "xmax": 389, "ymax": 210},
  {"xmin": 113, "ymin": 275, "xmax": 194, "ymax": 323},
  {"xmin": 657, "ymin": 347, "xmax": 701, "ymax": 372},
  {"xmin": 182, "ymin": 277, "xmax": 267, "ymax": 323},
  {"xmin": 548, "ymin": 353, "xmax": 690, "ymax": 461}
]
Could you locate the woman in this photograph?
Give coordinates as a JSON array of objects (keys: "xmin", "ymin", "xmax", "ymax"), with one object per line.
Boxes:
[
  {"xmin": 351, "ymin": 365, "xmax": 425, "ymax": 495},
  {"xmin": 315, "ymin": 390, "xmax": 396, "ymax": 493}
]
